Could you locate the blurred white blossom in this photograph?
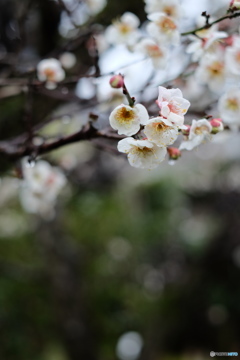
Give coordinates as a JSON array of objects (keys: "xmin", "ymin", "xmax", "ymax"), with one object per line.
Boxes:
[
  {"xmin": 20, "ymin": 160, "xmax": 66, "ymax": 218},
  {"xmin": 37, "ymin": 58, "xmax": 65, "ymax": 89},
  {"xmin": 105, "ymin": 12, "xmax": 141, "ymax": 47},
  {"xmin": 146, "ymin": 12, "xmax": 180, "ymax": 45}
]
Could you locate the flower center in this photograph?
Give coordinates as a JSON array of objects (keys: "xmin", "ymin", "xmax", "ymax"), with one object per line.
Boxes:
[
  {"xmin": 117, "ymin": 23, "xmax": 132, "ymax": 34},
  {"xmin": 194, "ymin": 125, "xmax": 209, "ymax": 135},
  {"xmin": 132, "ymin": 146, "xmax": 153, "ymax": 157},
  {"xmin": 207, "ymin": 61, "xmax": 224, "ymax": 77},
  {"xmin": 159, "ymin": 18, "xmax": 176, "ymax": 33},
  {"xmin": 45, "ymin": 174, "xmax": 56, "ymax": 187},
  {"xmin": 146, "ymin": 44, "xmax": 163, "ymax": 58},
  {"xmin": 155, "ymin": 122, "xmax": 171, "ymax": 132},
  {"xmin": 44, "ymin": 68, "xmax": 56, "ymax": 80},
  {"xmin": 227, "ymin": 97, "xmax": 239, "ymax": 111},
  {"xmin": 115, "ymin": 107, "xmax": 135, "ymax": 124}
]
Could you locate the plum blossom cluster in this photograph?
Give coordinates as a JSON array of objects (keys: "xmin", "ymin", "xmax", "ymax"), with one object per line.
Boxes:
[
  {"xmin": 109, "ymin": 85, "xmax": 190, "ymax": 169},
  {"xmin": 19, "ymin": 160, "xmax": 66, "ymax": 218},
  {"xmin": 104, "ymin": 0, "xmax": 184, "ymax": 70},
  {"xmin": 184, "ymin": 10, "xmax": 240, "ymax": 127},
  {"xmin": 109, "ymin": 78, "xmax": 225, "ymax": 168}
]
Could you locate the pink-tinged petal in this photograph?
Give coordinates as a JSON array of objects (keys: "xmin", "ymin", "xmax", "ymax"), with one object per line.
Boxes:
[
  {"xmin": 167, "ymin": 112, "xmax": 184, "ymax": 126},
  {"xmin": 161, "ymin": 104, "xmax": 171, "ymax": 118},
  {"xmin": 173, "ymin": 97, "xmax": 190, "ymax": 115}
]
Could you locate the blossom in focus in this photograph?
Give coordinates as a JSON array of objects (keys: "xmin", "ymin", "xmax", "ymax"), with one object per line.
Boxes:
[
  {"xmin": 218, "ymin": 87, "xmax": 240, "ymax": 125},
  {"xmin": 225, "ymin": 37, "xmax": 240, "ymax": 75},
  {"xmin": 144, "ymin": 117, "xmax": 179, "ymax": 146},
  {"xmin": 37, "ymin": 58, "xmax": 65, "ymax": 89},
  {"xmin": 105, "ymin": 12, "xmax": 141, "ymax": 46},
  {"xmin": 146, "ymin": 12, "xmax": 180, "ymax": 45},
  {"xmin": 179, "ymin": 119, "xmax": 212, "ymax": 151},
  {"xmin": 109, "ymin": 103, "xmax": 149, "ymax": 136},
  {"xmin": 186, "ymin": 31, "xmax": 228, "ymax": 62},
  {"xmin": 20, "ymin": 159, "xmax": 66, "ymax": 217},
  {"xmin": 195, "ymin": 53, "xmax": 225, "ymax": 92},
  {"xmin": 59, "ymin": 52, "xmax": 77, "ymax": 69},
  {"xmin": 156, "ymin": 86, "xmax": 190, "ymax": 127},
  {"xmin": 134, "ymin": 38, "xmax": 168, "ymax": 69},
  {"xmin": 144, "ymin": 0, "xmax": 183, "ymax": 19},
  {"xmin": 118, "ymin": 137, "xmax": 167, "ymax": 169}
]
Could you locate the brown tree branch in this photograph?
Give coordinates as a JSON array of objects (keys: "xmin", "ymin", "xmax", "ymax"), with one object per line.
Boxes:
[
  {"xmin": 181, "ymin": 11, "xmax": 240, "ymax": 36},
  {"xmin": 0, "ymin": 124, "xmax": 124, "ymax": 161}
]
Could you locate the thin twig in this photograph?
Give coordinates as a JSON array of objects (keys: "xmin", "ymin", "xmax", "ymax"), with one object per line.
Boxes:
[{"xmin": 181, "ymin": 11, "xmax": 240, "ymax": 36}]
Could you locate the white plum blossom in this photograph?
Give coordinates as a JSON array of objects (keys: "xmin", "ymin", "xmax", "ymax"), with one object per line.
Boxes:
[
  {"xmin": 109, "ymin": 103, "xmax": 149, "ymax": 136},
  {"xmin": 118, "ymin": 137, "xmax": 167, "ymax": 169},
  {"xmin": 156, "ymin": 86, "xmax": 190, "ymax": 127},
  {"xmin": 134, "ymin": 38, "xmax": 168, "ymax": 69},
  {"xmin": 105, "ymin": 12, "xmax": 141, "ymax": 46},
  {"xmin": 225, "ymin": 37, "xmax": 240, "ymax": 75},
  {"xmin": 195, "ymin": 53, "xmax": 225, "ymax": 93},
  {"xmin": 186, "ymin": 31, "xmax": 228, "ymax": 62},
  {"xmin": 59, "ymin": 52, "xmax": 77, "ymax": 69},
  {"xmin": 86, "ymin": 0, "xmax": 107, "ymax": 15},
  {"xmin": 146, "ymin": 12, "xmax": 180, "ymax": 45},
  {"xmin": 20, "ymin": 160, "xmax": 66, "ymax": 217},
  {"xmin": 37, "ymin": 58, "xmax": 65, "ymax": 89},
  {"xmin": 218, "ymin": 87, "xmax": 240, "ymax": 126},
  {"xmin": 179, "ymin": 119, "xmax": 212, "ymax": 151},
  {"xmin": 144, "ymin": 0, "xmax": 183, "ymax": 19},
  {"xmin": 144, "ymin": 117, "xmax": 179, "ymax": 146}
]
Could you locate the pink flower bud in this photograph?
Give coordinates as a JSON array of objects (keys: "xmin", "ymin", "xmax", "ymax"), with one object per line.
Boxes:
[
  {"xmin": 109, "ymin": 75, "xmax": 124, "ymax": 89},
  {"xmin": 167, "ymin": 147, "xmax": 181, "ymax": 160},
  {"xmin": 210, "ymin": 118, "xmax": 224, "ymax": 134},
  {"xmin": 225, "ymin": 36, "xmax": 234, "ymax": 46},
  {"xmin": 181, "ymin": 125, "xmax": 191, "ymax": 136}
]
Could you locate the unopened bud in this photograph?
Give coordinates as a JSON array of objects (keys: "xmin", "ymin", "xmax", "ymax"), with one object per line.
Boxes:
[
  {"xmin": 210, "ymin": 118, "xmax": 224, "ymax": 134},
  {"xmin": 181, "ymin": 125, "xmax": 191, "ymax": 136},
  {"xmin": 109, "ymin": 75, "xmax": 124, "ymax": 89},
  {"xmin": 167, "ymin": 147, "xmax": 181, "ymax": 160},
  {"xmin": 230, "ymin": 0, "xmax": 240, "ymax": 9}
]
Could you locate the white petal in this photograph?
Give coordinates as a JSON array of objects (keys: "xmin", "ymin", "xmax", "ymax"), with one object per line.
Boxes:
[
  {"xmin": 121, "ymin": 12, "xmax": 140, "ymax": 28},
  {"xmin": 117, "ymin": 138, "xmax": 133, "ymax": 153},
  {"xmin": 134, "ymin": 104, "xmax": 149, "ymax": 125}
]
